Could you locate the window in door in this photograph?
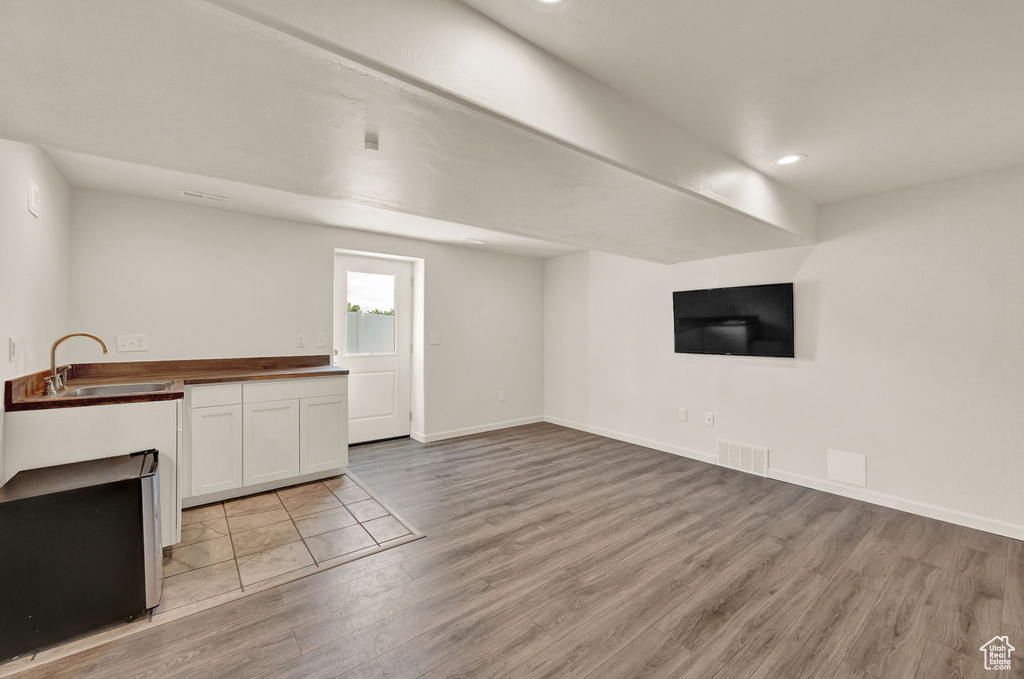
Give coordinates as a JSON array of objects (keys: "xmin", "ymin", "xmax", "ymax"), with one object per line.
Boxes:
[{"xmin": 345, "ymin": 271, "xmax": 396, "ymax": 356}]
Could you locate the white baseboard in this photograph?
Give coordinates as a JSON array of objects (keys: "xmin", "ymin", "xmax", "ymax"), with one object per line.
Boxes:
[
  {"xmin": 417, "ymin": 416, "xmax": 544, "ymax": 443},
  {"xmin": 542, "ymin": 416, "xmax": 1024, "ymax": 541},
  {"xmin": 542, "ymin": 416, "xmax": 716, "ymax": 465},
  {"xmin": 767, "ymin": 468, "xmax": 1024, "ymax": 541}
]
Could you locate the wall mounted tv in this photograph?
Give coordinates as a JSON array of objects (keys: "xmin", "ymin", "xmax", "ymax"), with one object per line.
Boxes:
[{"xmin": 673, "ymin": 283, "xmax": 794, "ymax": 358}]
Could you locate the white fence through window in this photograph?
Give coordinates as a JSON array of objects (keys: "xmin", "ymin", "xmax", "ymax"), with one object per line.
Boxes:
[{"xmin": 346, "ymin": 311, "xmax": 395, "ymax": 354}]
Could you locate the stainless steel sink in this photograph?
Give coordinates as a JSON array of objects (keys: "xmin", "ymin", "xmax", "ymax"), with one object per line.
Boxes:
[{"xmin": 61, "ymin": 382, "xmax": 172, "ymax": 397}]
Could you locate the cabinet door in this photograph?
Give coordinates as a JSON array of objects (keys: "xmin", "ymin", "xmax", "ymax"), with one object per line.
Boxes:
[
  {"xmin": 243, "ymin": 399, "xmax": 300, "ymax": 486},
  {"xmin": 299, "ymin": 394, "xmax": 349, "ymax": 475},
  {"xmin": 190, "ymin": 404, "xmax": 243, "ymax": 495}
]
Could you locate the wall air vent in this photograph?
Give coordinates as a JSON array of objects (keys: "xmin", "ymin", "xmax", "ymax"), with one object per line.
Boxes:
[
  {"xmin": 716, "ymin": 440, "xmax": 769, "ymax": 477},
  {"xmin": 28, "ymin": 180, "xmax": 41, "ymax": 217},
  {"xmin": 178, "ymin": 190, "xmax": 229, "ymax": 203}
]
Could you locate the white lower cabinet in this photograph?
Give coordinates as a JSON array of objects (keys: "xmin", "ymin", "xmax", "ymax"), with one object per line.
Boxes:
[
  {"xmin": 243, "ymin": 399, "xmax": 300, "ymax": 485},
  {"xmin": 190, "ymin": 404, "xmax": 243, "ymax": 495},
  {"xmin": 185, "ymin": 377, "xmax": 348, "ymax": 509},
  {"xmin": 300, "ymin": 394, "xmax": 349, "ymax": 474}
]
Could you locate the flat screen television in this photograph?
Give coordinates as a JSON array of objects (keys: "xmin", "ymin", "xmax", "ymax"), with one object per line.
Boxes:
[{"xmin": 673, "ymin": 282, "xmax": 794, "ymax": 358}]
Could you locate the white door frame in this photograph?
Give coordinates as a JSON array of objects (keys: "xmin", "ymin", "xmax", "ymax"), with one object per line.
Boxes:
[{"xmin": 334, "ymin": 252, "xmax": 416, "ymax": 444}]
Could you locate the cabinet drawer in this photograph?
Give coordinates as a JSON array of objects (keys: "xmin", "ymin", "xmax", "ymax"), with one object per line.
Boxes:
[
  {"xmin": 243, "ymin": 377, "xmax": 347, "ymax": 404},
  {"xmin": 190, "ymin": 383, "xmax": 242, "ymax": 408}
]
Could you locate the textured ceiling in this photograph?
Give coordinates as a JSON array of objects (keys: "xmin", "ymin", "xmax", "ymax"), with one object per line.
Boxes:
[
  {"xmin": 45, "ymin": 149, "xmax": 583, "ymax": 259},
  {"xmin": 461, "ymin": 0, "xmax": 1024, "ymax": 203},
  {"xmin": 0, "ymin": 0, "xmax": 809, "ymax": 262}
]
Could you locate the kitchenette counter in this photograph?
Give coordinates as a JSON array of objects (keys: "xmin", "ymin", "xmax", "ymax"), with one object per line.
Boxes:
[{"xmin": 4, "ymin": 356, "xmax": 348, "ymax": 412}]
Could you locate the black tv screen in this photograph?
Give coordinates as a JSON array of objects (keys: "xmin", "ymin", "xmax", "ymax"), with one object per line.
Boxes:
[{"xmin": 673, "ymin": 283, "xmax": 794, "ymax": 358}]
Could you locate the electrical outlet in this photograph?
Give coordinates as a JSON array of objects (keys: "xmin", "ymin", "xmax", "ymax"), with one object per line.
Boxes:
[
  {"xmin": 678, "ymin": 407, "xmax": 687, "ymax": 422},
  {"xmin": 116, "ymin": 334, "xmax": 148, "ymax": 352},
  {"xmin": 498, "ymin": 390, "xmax": 505, "ymax": 402},
  {"xmin": 297, "ymin": 333, "xmax": 307, "ymax": 348},
  {"xmin": 7, "ymin": 337, "xmax": 17, "ymax": 363},
  {"xmin": 316, "ymin": 333, "xmax": 327, "ymax": 348},
  {"xmin": 429, "ymin": 332, "xmax": 441, "ymax": 345},
  {"xmin": 704, "ymin": 412, "xmax": 715, "ymax": 426}
]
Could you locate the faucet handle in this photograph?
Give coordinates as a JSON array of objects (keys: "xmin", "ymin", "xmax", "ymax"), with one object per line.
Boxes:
[
  {"xmin": 57, "ymin": 367, "xmax": 70, "ymax": 389},
  {"xmin": 44, "ymin": 376, "xmax": 58, "ymax": 397}
]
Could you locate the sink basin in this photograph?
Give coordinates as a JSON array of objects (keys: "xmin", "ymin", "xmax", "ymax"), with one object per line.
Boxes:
[{"xmin": 61, "ymin": 382, "xmax": 172, "ymax": 397}]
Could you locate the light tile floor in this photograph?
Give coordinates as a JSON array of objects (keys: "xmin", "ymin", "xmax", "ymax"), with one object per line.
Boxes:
[{"xmin": 159, "ymin": 474, "xmax": 413, "ymax": 613}]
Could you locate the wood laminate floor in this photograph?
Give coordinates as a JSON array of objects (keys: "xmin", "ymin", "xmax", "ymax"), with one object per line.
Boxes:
[{"xmin": 13, "ymin": 423, "xmax": 1024, "ymax": 678}]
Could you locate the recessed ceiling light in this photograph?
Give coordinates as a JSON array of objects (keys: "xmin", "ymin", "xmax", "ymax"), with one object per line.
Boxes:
[
  {"xmin": 537, "ymin": 0, "xmax": 563, "ymax": 4},
  {"xmin": 459, "ymin": 237, "xmax": 487, "ymax": 245},
  {"xmin": 773, "ymin": 154, "xmax": 806, "ymax": 166}
]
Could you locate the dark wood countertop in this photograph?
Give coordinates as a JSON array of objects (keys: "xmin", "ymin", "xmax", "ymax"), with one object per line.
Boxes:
[{"xmin": 4, "ymin": 356, "xmax": 349, "ymax": 412}]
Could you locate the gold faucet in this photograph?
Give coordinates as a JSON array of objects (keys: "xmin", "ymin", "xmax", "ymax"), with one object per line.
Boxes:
[{"xmin": 47, "ymin": 333, "xmax": 108, "ymax": 396}]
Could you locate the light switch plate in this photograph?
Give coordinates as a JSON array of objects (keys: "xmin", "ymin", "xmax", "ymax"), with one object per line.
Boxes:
[
  {"xmin": 7, "ymin": 337, "xmax": 17, "ymax": 362},
  {"xmin": 297, "ymin": 333, "xmax": 307, "ymax": 348},
  {"xmin": 429, "ymin": 332, "xmax": 441, "ymax": 345},
  {"xmin": 678, "ymin": 407, "xmax": 687, "ymax": 422},
  {"xmin": 316, "ymin": 332, "xmax": 327, "ymax": 348},
  {"xmin": 704, "ymin": 412, "xmax": 715, "ymax": 426},
  {"xmin": 116, "ymin": 334, "xmax": 148, "ymax": 352}
]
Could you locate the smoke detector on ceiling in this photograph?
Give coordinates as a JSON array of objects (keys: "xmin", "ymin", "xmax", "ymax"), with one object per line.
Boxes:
[{"xmin": 178, "ymin": 189, "xmax": 229, "ymax": 203}]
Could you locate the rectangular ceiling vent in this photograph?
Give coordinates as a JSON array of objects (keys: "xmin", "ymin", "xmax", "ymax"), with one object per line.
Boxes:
[
  {"xmin": 717, "ymin": 439, "xmax": 769, "ymax": 477},
  {"xmin": 178, "ymin": 189, "xmax": 229, "ymax": 203}
]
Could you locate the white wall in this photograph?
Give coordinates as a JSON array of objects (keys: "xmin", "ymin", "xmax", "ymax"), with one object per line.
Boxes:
[
  {"xmin": 68, "ymin": 189, "xmax": 544, "ymax": 439},
  {"xmin": 545, "ymin": 164, "xmax": 1024, "ymax": 538},
  {"xmin": 0, "ymin": 141, "xmax": 72, "ymax": 478}
]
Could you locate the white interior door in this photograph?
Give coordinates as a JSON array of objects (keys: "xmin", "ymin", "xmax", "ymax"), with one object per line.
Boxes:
[{"xmin": 335, "ymin": 255, "xmax": 412, "ymax": 443}]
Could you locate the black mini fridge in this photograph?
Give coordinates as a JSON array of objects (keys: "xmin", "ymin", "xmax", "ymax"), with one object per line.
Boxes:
[{"xmin": 0, "ymin": 450, "xmax": 163, "ymax": 661}]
